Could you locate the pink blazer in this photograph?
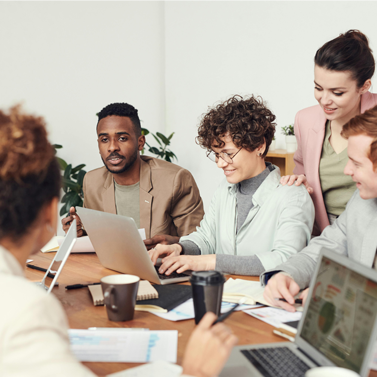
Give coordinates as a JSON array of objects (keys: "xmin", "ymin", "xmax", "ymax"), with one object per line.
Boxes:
[{"xmin": 293, "ymin": 91, "xmax": 377, "ymax": 235}]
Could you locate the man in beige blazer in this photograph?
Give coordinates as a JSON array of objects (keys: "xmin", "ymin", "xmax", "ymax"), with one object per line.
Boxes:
[{"xmin": 62, "ymin": 102, "xmax": 204, "ymax": 248}]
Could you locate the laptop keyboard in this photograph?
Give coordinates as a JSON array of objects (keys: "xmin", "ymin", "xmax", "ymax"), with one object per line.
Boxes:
[
  {"xmin": 154, "ymin": 266, "xmax": 189, "ymax": 280},
  {"xmin": 241, "ymin": 347, "xmax": 310, "ymax": 377}
]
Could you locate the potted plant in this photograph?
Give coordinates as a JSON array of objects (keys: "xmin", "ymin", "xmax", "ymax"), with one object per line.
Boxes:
[{"xmin": 281, "ymin": 125, "xmax": 297, "ymax": 153}]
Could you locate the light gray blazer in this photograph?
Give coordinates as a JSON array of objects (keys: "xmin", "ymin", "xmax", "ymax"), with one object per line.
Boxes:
[{"xmin": 261, "ymin": 190, "xmax": 377, "ymax": 289}]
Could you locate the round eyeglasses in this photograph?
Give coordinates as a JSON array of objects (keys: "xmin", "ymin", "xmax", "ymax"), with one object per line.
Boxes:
[{"xmin": 206, "ymin": 147, "xmax": 243, "ymax": 164}]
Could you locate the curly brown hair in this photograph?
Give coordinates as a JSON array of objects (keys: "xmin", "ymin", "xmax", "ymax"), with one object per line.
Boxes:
[
  {"xmin": 0, "ymin": 105, "xmax": 61, "ymax": 241},
  {"xmin": 196, "ymin": 95, "xmax": 276, "ymax": 157}
]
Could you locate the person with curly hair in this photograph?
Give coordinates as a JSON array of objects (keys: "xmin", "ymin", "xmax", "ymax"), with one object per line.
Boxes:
[
  {"xmin": 0, "ymin": 105, "xmax": 237, "ymax": 377},
  {"xmin": 149, "ymin": 95, "xmax": 315, "ymax": 276}
]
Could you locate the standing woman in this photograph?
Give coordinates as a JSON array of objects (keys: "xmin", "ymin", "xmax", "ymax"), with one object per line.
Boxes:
[{"xmin": 282, "ymin": 30, "xmax": 377, "ymax": 235}]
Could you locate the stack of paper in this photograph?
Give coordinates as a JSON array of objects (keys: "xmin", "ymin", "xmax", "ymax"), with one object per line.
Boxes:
[
  {"xmin": 243, "ymin": 307, "xmax": 302, "ymax": 328},
  {"xmin": 152, "ymin": 298, "xmax": 261, "ymax": 322},
  {"xmin": 69, "ymin": 329, "xmax": 177, "ymax": 363}
]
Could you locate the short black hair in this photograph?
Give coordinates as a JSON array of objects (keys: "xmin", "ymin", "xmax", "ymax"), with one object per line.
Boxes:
[{"xmin": 97, "ymin": 103, "xmax": 141, "ymax": 136}]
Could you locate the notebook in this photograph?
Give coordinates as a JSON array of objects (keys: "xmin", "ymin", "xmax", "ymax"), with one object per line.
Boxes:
[
  {"xmin": 220, "ymin": 249, "xmax": 377, "ymax": 377},
  {"xmin": 135, "ymin": 285, "xmax": 192, "ymax": 313},
  {"xmin": 223, "ymin": 278, "xmax": 303, "ymax": 310},
  {"xmin": 88, "ymin": 280, "xmax": 158, "ymax": 306}
]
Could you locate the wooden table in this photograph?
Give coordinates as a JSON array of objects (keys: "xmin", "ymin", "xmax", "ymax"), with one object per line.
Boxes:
[{"xmin": 25, "ymin": 251, "xmax": 377, "ymax": 377}]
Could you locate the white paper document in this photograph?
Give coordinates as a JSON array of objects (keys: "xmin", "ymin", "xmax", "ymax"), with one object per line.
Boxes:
[
  {"xmin": 153, "ymin": 298, "xmax": 261, "ymax": 321},
  {"xmin": 107, "ymin": 360, "xmax": 182, "ymax": 377},
  {"xmin": 69, "ymin": 329, "xmax": 177, "ymax": 363},
  {"xmin": 41, "ymin": 236, "xmax": 64, "ymax": 252},
  {"xmin": 58, "ymin": 235, "xmax": 95, "ymax": 253},
  {"xmin": 243, "ymin": 306, "xmax": 302, "ymax": 328}
]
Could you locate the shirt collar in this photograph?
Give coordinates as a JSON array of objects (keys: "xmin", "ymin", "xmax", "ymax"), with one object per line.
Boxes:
[{"xmin": 227, "ymin": 162, "xmax": 281, "ymax": 206}]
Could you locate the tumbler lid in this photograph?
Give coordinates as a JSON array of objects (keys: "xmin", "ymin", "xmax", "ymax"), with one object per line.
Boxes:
[{"xmin": 190, "ymin": 271, "xmax": 225, "ymax": 286}]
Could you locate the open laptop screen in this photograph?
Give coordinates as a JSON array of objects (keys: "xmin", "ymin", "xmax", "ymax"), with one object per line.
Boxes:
[{"xmin": 300, "ymin": 255, "xmax": 377, "ymax": 373}]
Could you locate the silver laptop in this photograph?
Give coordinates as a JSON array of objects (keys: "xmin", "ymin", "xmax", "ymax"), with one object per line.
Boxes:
[
  {"xmin": 77, "ymin": 207, "xmax": 190, "ymax": 285},
  {"xmin": 220, "ymin": 249, "xmax": 377, "ymax": 377},
  {"xmin": 36, "ymin": 219, "xmax": 77, "ymax": 293}
]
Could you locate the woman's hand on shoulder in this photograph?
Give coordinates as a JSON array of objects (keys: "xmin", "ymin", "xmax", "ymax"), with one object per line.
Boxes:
[{"xmin": 280, "ymin": 174, "xmax": 313, "ymax": 194}]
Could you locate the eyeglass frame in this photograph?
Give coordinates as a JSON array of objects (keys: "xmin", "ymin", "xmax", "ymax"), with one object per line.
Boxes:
[{"xmin": 206, "ymin": 147, "xmax": 243, "ymax": 164}]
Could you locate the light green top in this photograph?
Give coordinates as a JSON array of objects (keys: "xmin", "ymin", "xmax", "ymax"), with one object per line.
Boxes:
[
  {"xmin": 114, "ymin": 180, "xmax": 140, "ymax": 228},
  {"xmin": 180, "ymin": 164, "xmax": 315, "ymax": 271},
  {"xmin": 319, "ymin": 121, "xmax": 356, "ymax": 216}
]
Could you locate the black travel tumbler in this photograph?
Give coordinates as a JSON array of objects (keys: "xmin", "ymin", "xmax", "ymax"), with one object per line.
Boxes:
[{"xmin": 190, "ymin": 271, "xmax": 225, "ymax": 324}]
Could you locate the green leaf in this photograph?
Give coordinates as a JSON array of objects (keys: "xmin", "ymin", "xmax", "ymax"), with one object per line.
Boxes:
[
  {"xmin": 141, "ymin": 128, "xmax": 150, "ymax": 136},
  {"xmin": 165, "ymin": 155, "xmax": 171, "ymax": 162},
  {"xmin": 168, "ymin": 132, "xmax": 175, "ymax": 141},
  {"xmin": 64, "ymin": 164, "xmax": 72, "ymax": 180},
  {"xmin": 61, "ymin": 191, "xmax": 76, "ymax": 204},
  {"xmin": 62, "ymin": 177, "xmax": 80, "ymax": 192},
  {"xmin": 57, "ymin": 157, "xmax": 68, "ymax": 170},
  {"xmin": 149, "ymin": 147, "xmax": 160, "ymax": 155},
  {"xmin": 71, "ymin": 164, "xmax": 86, "ymax": 174},
  {"xmin": 53, "ymin": 144, "xmax": 63, "ymax": 149},
  {"xmin": 152, "ymin": 133, "xmax": 162, "ymax": 146},
  {"xmin": 77, "ymin": 170, "xmax": 86, "ymax": 187},
  {"xmin": 60, "ymin": 205, "xmax": 68, "ymax": 217},
  {"xmin": 156, "ymin": 132, "xmax": 170, "ymax": 146}
]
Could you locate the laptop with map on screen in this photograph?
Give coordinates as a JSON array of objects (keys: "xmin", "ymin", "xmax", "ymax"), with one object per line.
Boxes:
[{"xmin": 220, "ymin": 248, "xmax": 377, "ymax": 377}]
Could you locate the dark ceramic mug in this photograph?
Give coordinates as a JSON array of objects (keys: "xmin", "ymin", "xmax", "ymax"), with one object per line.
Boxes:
[{"xmin": 101, "ymin": 274, "xmax": 140, "ymax": 321}]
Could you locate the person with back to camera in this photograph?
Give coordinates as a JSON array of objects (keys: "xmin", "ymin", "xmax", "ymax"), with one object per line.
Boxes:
[
  {"xmin": 148, "ymin": 95, "xmax": 315, "ymax": 276},
  {"xmin": 281, "ymin": 30, "xmax": 377, "ymax": 235},
  {"xmin": 0, "ymin": 105, "xmax": 237, "ymax": 377}
]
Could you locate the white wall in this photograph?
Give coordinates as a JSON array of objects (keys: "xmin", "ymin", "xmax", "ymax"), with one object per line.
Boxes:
[
  {"xmin": 164, "ymin": 1, "xmax": 377, "ymax": 209},
  {"xmin": 0, "ymin": 1, "xmax": 165, "ymax": 173},
  {"xmin": 1, "ymin": 1, "xmax": 377, "ymax": 217}
]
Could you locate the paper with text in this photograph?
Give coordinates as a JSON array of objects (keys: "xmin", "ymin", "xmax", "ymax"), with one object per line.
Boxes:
[{"xmin": 69, "ymin": 329, "xmax": 177, "ymax": 363}]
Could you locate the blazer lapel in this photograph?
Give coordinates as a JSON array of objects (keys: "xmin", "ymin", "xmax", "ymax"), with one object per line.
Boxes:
[
  {"xmin": 139, "ymin": 158, "xmax": 153, "ymax": 239},
  {"xmin": 102, "ymin": 171, "xmax": 116, "ymax": 214},
  {"xmin": 309, "ymin": 111, "xmax": 327, "ymax": 181}
]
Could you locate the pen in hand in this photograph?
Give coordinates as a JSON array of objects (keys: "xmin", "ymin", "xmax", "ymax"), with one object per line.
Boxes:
[
  {"xmin": 277, "ymin": 298, "xmax": 303, "ymax": 305},
  {"xmin": 213, "ymin": 297, "xmax": 247, "ymax": 325}
]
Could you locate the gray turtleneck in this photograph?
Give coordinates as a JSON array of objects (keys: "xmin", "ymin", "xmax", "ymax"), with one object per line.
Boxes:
[{"xmin": 179, "ymin": 165, "xmax": 272, "ymax": 276}]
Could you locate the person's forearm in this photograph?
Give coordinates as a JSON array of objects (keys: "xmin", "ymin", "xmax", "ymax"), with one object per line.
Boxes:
[
  {"xmin": 215, "ymin": 254, "xmax": 265, "ymax": 276},
  {"xmin": 179, "ymin": 240, "xmax": 201, "ymax": 255}
]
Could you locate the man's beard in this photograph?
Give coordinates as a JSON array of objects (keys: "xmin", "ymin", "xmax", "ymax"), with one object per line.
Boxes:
[{"xmin": 102, "ymin": 150, "xmax": 138, "ymax": 174}]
